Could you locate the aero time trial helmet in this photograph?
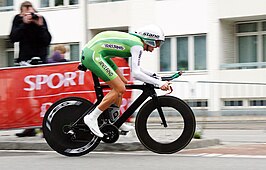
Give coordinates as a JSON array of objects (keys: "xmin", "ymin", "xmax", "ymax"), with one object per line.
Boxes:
[{"xmin": 130, "ymin": 24, "xmax": 165, "ymax": 47}]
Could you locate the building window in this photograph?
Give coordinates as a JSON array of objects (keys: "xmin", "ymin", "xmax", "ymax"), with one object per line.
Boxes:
[
  {"xmin": 237, "ymin": 23, "xmax": 257, "ymax": 33},
  {"xmin": 48, "ymin": 43, "xmax": 79, "ymax": 62},
  {"xmin": 263, "ymin": 35, "xmax": 266, "ymax": 62},
  {"xmin": 238, "ymin": 36, "xmax": 257, "ymax": 63},
  {"xmin": 160, "ymin": 34, "xmax": 207, "ymax": 71},
  {"xmin": 70, "ymin": 43, "xmax": 80, "ymax": 61},
  {"xmin": 176, "ymin": 37, "xmax": 188, "ymax": 70},
  {"xmin": 160, "ymin": 38, "xmax": 171, "ymax": 71},
  {"xmin": 236, "ymin": 21, "xmax": 266, "ymax": 66},
  {"xmin": 249, "ymin": 100, "xmax": 266, "ymax": 106},
  {"xmin": 40, "ymin": 0, "xmax": 78, "ymax": 7},
  {"xmin": 40, "ymin": 0, "xmax": 49, "ymax": 7},
  {"xmin": 69, "ymin": 0, "xmax": 79, "ymax": 5},
  {"xmin": 194, "ymin": 35, "xmax": 207, "ymax": 70},
  {"xmin": 7, "ymin": 51, "xmax": 14, "ymax": 67},
  {"xmin": 89, "ymin": 0, "xmax": 125, "ymax": 3},
  {"xmin": 0, "ymin": 0, "xmax": 13, "ymax": 11},
  {"xmin": 5, "ymin": 39, "xmax": 15, "ymax": 67},
  {"xmin": 224, "ymin": 100, "xmax": 243, "ymax": 107},
  {"xmin": 185, "ymin": 100, "xmax": 208, "ymax": 108},
  {"xmin": 55, "ymin": 0, "xmax": 64, "ymax": 6}
]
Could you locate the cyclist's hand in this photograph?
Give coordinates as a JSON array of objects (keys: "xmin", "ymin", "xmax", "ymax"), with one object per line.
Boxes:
[{"xmin": 160, "ymin": 81, "xmax": 171, "ymax": 91}]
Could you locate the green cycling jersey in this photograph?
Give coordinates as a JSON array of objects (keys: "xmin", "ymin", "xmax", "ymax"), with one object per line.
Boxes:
[{"xmin": 81, "ymin": 31, "xmax": 143, "ymax": 81}]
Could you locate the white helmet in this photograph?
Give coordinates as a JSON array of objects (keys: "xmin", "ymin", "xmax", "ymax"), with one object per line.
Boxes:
[{"xmin": 131, "ymin": 24, "xmax": 165, "ymax": 47}]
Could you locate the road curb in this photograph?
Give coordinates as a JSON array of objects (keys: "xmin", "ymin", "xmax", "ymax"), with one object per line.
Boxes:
[{"xmin": 0, "ymin": 139, "xmax": 220, "ymax": 152}]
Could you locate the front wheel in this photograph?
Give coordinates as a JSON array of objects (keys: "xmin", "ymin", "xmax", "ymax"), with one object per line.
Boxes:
[
  {"xmin": 135, "ymin": 96, "xmax": 196, "ymax": 154},
  {"xmin": 42, "ymin": 97, "xmax": 101, "ymax": 156}
]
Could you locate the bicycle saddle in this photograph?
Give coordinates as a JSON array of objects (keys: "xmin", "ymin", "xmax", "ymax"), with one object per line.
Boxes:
[{"xmin": 77, "ymin": 64, "xmax": 87, "ymax": 71}]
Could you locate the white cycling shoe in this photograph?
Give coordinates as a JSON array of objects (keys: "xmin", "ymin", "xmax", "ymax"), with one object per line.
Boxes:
[
  {"xmin": 119, "ymin": 123, "xmax": 134, "ymax": 131},
  {"xmin": 84, "ymin": 114, "xmax": 104, "ymax": 138}
]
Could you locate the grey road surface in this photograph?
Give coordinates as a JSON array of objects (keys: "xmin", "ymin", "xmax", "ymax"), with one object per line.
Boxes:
[
  {"xmin": 202, "ymin": 129, "xmax": 266, "ymax": 144},
  {"xmin": 0, "ymin": 150, "xmax": 265, "ymax": 170}
]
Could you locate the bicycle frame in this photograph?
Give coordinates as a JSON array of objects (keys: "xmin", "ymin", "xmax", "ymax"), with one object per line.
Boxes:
[
  {"xmin": 43, "ymin": 68, "xmax": 194, "ymax": 156},
  {"xmin": 91, "ymin": 72, "xmax": 167, "ymax": 128}
]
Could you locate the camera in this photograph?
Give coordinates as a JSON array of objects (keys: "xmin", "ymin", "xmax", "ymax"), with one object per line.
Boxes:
[{"xmin": 31, "ymin": 12, "xmax": 39, "ymax": 20}]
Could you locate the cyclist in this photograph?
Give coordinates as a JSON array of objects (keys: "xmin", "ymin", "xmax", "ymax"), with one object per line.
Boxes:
[{"xmin": 81, "ymin": 24, "xmax": 171, "ymax": 137}]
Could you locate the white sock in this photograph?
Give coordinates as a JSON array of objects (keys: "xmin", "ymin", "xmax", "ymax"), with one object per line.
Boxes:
[{"xmin": 89, "ymin": 107, "xmax": 102, "ymax": 119}]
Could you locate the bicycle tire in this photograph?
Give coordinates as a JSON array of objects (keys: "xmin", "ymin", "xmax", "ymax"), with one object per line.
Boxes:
[
  {"xmin": 42, "ymin": 97, "xmax": 101, "ymax": 156},
  {"xmin": 135, "ymin": 96, "xmax": 196, "ymax": 154}
]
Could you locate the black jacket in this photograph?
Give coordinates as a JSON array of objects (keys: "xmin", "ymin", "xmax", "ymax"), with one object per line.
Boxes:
[{"xmin": 9, "ymin": 14, "xmax": 52, "ymax": 63}]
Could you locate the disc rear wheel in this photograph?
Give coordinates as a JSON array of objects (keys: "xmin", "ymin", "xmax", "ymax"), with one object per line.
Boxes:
[{"xmin": 42, "ymin": 97, "xmax": 101, "ymax": 156}]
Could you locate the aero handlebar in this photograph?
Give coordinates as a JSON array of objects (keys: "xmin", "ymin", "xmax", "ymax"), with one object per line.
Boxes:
[{"xmin": 161, "ymin": 71, "xmax": 183, "ymax": 81}]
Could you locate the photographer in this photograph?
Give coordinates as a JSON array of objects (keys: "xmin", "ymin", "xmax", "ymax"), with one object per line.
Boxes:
[
  {"xmin": 9, "ymin": 1, "xmax": 52, "ymax": 65},
  {"xmin": 9, "ymin": 1, "xmax": 52, "ymax": 137}
]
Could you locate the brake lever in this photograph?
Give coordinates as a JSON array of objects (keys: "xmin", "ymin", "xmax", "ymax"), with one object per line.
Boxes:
[{"xmin": 165, "ymin": 84, "xmax": 173, "ymax": 95}]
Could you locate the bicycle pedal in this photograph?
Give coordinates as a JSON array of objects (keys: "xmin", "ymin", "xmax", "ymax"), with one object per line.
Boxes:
[
  {"xmin": 119, "ymin": 131, "xmax": 129, "ymax": 136},
  {"xmin": 67, "ymin": 130, "xmax": 76, "ymax": 139}
]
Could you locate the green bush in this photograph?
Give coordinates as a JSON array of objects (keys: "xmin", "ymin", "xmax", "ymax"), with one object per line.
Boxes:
[{"xmin": 193, "ymin": 131, "xmax": 202, "ymax": 139}]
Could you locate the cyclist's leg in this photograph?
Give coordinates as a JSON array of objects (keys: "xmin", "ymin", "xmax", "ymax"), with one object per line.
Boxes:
[
  {"xmin": 101, "ymin": 79, "xmax": 133, "ymax": 131},
  {"xmin": 81, "ymin": 48, "xmax": 117, "ymax": 81},
  {"xmin": 97, "ymin": 78, "xmax": 125, "ymax": 111},
  {"xmin": 103, "ymin": 80, "xmax": 124, "ymax": 108},
  {"xmin": 104, "ymin": 57, "xmax": 128, "ymax": 107},
  {"xmin": 103, "ymin": 78, "xmax": 133, "ymax": 131},
  {"xmin": 96, "ymin": 57, "xmax": 132, "ymax": 131},
  {"xmin": 81, "ymin": 48, "xmax": 126, "ymax": 137},
  {"xmin": 84, "ymin": 78, "xmax": 126, "ymax": 137},
  {"xmin": 81, "ymin": 48, "xmax": 125, "ymax": 110}
]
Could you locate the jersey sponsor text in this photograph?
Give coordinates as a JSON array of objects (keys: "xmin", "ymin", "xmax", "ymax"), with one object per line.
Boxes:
[
  {"xmin": 103, "ymin": 44, "xmax": 125, "ymax": 50},
  {"xmin": 99, "ymin": 61, "xmax": 114, "ymax": 77}
]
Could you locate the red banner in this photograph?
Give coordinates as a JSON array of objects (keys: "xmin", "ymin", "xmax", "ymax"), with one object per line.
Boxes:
[{"xmin": 0, "ymin": 58, "xmax": 132, "ymax": 130}]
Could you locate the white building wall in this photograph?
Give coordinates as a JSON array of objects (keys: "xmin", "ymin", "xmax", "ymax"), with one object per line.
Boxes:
[
  {"xmin": 155, "ymin": 0, "xmax": 209, "ymax": 36},
  {"xmin": 0, "ymin": 0, "xmax": 266, "ymax": 114},
  {"xmin": 217, "ymin": 0, "xmax": 266, "ymax": 20},
  {"xmin": 220, "ymin": 20, "xmax": 235, "ymax": 64},
  {"xmin": 0, "ymin": 11, "xmax": 15, "ymax": 37},
  {"xmin": 41, "ymin": 8, "xmax": 82, "ymax": 43},
  {"xmin": 88, "ymin": 1, "xmax": 130, "ymax": 29}
]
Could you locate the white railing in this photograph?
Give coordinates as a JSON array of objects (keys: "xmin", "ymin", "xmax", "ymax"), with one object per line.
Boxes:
[
  {"xmin": 220, "ymin": 62, "xmax": 266, "ymax": 69},
  {"xmin": 155, "ymin": 80, "xmax": 266, "ymax": 115}
]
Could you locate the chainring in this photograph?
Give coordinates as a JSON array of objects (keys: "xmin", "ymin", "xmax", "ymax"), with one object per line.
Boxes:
[{"xmin": 100, "ymin": 124, "xmax": 119, "ymax": 143}]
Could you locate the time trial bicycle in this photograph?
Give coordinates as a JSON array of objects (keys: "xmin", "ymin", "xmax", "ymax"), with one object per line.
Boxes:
[{"xmin": 42, "ymin": 64, "xmax": 196, "ymax": 156}]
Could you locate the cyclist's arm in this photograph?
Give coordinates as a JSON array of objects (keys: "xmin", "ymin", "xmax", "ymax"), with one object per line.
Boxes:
[
  {"xmin": 140, "ymin": 67, "xmax": 154, "ymax": 76},
  {"xmin": 140, "ymin": 67, "xmax": 161, "ymax": 80},
  {"xmin": 130, "ymin": 45, "xmax": 165, "ymax": 87}
]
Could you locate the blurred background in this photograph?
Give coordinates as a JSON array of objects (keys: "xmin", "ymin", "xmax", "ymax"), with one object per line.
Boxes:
[
  {"xmin": 0, "ymin": 2, "xmax": 266, "ymax": 167},
  {"xmin": 0, "ymin": 0, "xmax": 266, "ymax": 128},
  {"xmin": 0, "ymin": 0, "xmax": 266, "ymax": 115}
]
